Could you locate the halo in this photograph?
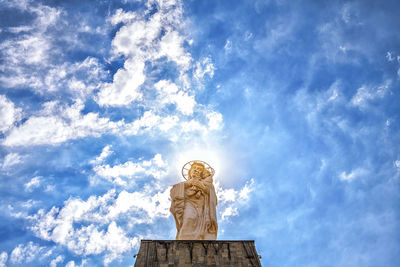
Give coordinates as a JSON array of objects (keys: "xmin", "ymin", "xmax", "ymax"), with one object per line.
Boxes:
[{"xmin": 181, "ymin": 160, "xmax": 215, "ymax": 180}]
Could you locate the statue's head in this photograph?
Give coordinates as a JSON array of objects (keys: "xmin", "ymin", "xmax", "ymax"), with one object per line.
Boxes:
[{"xmin": 188, "ymin": 162, "xmax": 211, "ymax": 180}]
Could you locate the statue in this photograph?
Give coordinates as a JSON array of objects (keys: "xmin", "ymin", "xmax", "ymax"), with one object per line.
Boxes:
[{"xmin": 170, "ymin": 160, "xmax": 218, "ymax": 240}]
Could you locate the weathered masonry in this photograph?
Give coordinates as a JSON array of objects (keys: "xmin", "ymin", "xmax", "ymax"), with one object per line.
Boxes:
[{"xmin": 134, "ymin": 240, "xmax": 262, "ymax": 267}]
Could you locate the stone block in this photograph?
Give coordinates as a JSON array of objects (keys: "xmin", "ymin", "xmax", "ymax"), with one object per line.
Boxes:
[{"xmin": 134, "ymin": 240, "xmax": 262, "ymax": 267}]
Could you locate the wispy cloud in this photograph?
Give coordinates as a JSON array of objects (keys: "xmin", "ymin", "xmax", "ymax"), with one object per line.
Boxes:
[
  {"xmin": 1, "ymin": 0, "xmax": 399, "ymax": 266},
  {"xmin": 2, "ymin": 153, "xmax": 23, "ymax": 169},
  {"xmin": 0, "ymin": 95, "xmax": 22, "ymax": 133},
  {"xmin": 24, "ymin": 176, "xmax": 42, "ymax": 192}
]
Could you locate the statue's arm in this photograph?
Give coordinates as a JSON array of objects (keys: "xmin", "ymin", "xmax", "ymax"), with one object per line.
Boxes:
[
  {"xmin": 193, "ymin": 177, "xmax": 212, "ymax": 194},
  {"xmin": 170, "ymin": 183, "xmax": 185, "ymax": 229}
]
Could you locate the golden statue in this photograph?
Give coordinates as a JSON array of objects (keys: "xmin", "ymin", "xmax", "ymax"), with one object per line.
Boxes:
[{"xmin": 170, "ymin": 160, "xmax": 218, "ymax": 240}]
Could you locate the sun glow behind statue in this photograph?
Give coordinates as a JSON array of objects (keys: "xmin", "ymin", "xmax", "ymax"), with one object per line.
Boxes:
[{"xmin": 175, "ymin": 148, "xmax": 225, "ymax": 183}]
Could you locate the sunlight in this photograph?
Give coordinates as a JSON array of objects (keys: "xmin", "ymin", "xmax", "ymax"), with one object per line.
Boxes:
[{"xmin": 174, "ymin": 147, "xmax": 226, "ymax": 182}]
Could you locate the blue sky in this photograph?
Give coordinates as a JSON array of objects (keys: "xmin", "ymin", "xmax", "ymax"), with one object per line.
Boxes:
[{"xmin": 0, "ymin": 0, "xmax": 399, "ymax": 266}]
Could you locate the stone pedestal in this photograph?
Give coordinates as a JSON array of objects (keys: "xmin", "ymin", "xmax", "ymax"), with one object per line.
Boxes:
[{"xmin": 134, "ymin": 240, "xmax": 262, "ymax": 267}]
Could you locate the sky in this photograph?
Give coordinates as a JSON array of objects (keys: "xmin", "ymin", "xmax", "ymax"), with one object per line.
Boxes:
[{"xmin": 0, "ymin": 0, "xmax": 399, "ymax": 266}]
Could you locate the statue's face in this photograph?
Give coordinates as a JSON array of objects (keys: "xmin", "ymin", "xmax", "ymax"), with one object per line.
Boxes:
[{"xmin": 189, "ymin": 164, "xmax": 204, "ymax": 180}]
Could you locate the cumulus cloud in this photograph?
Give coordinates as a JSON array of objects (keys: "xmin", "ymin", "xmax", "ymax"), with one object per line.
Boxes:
[
  {"xmin": 154, "ymin": 80, "xmax": 196, "ymax": 115},
  {"xmin": 109, "ymin": 8, "xmax": 136, "ymax": 25},
  {"xmin": 1, "ymin": 0, "xmax": 223, "ymax": 148},
  {"xmin": 95, "ymin": 0, "xmax": 221, "ymax": 140},
  {"xmin": 97, "ymin": 0, "xmax": 190, "ymax": 107},
  {"xmin": 0, "ymin": 95, "xmax": 22, "ymax": 133},
  {"xmin": 0, "ymin": 252, "xmax": 7, "ymax": 267},
  {"xmin": 50, "ymin": 255, "xmax": 64, "ymax": 267},
  {"xmin": 3, "ymin": 100, "xmax": 123, "ymax": 146},
  {"xmin": 122, "ymin": 109, "xmax": 222, "ymax": 142},
  {"xmin": 91, "ymin": 145, "xmax": 113, "ymax": 165},
  {"xmin": 122, "ymin": 111, "xmax": 163, "ymax": 135},
  {"xmin": 93, "ymin": 153, "xmax": 167, "ymax": 185},
  {"xmin": 3, "ymin": 99, "xmax": 222, "ymax": 146},
  {"xmin": 29, "ymin": 184, "xmax": 173, "ymax": 265},
  {"xmin": 96, "ymin": 58, "xmax": 145, "ymax": 106},
  {"xmin": 10, "ymin": 242, "xmax": 46, "ymax": 265},
  {"xmin": 28, "ymin": 173, "xmax": 255, "ymax": 263}
]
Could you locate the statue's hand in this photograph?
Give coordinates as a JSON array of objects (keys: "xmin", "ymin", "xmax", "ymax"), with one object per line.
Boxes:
[{"xmin": 192, "ymin": 180, "xmax": 205, "ymax": 190}]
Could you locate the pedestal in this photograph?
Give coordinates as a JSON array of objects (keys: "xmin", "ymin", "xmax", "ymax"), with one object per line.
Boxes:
[{"xmin": 134, "ymin": 240, "xmax": 262, "ymax": 267}]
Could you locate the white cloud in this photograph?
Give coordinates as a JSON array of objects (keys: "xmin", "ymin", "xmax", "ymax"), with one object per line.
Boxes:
[
  {"xmin": 109, "ymin": 8, "xmax": 136, "ymax": 25},
  {"xmin": 0, "ymin": 3, "xmax": 60, "ymax": 88},
  {"xmin": 1, "ymin": 0, "xmax": 223, "ymax": 148},
  {"xmin": 0, "ymin": 252, "xmax": 7, "ymax": 267},
  {"xmin": 0, "ymin": 0, "xmax": 109, "ymax": 103},
  {"xmin": 2, "ymin": 153, "xmax": 23, "ymax": 169},
  {"xmin": 340, "ymin": 171, "xmax": 355, "ymax": 181},
  {"xmin": 394, "ymin": 160, "xmax": 400, "ymax": 169},
  {"xmin": 25, "ymin": 176, "xmax": 42, "ymax": 192},
  {"xmin": 245, "ymin": 31, "xmax": 253, "ymax": 41},
  {"xmin": 293, "ymin": 80, "xmax": 344, "ymax": 131},
  {"xmin": 339, "ymin": 168, "xmax": 367, "ymax": 181},
  {"xmin": 29, "ymin": 183, "xmax": 173, "ymax": 265},
  {"xmin": 31, "ymin": 193, "xmax": 140, "ymax": 262},
  {"xmin": 221, "ymin": 206, "xmax": 238, "ymax": 220},
  {"xmin": 91, "ymin": 145, "xmax": 113, "ymax": 165},
  {"xmin": 97, "ymin": 0, "xmax": 190, "ymax": 107},
  {"xmin": 215, "ymin": 178, "xmax": 255, "ymax": 221},
  {"xmin": 351, "ymin": 81, "xmax": 391, "ymax": 108},
  {"xmin": 341, "ymin": 3, "xmax": 359, "ymax": 24},
  {"xmin": 3, "ymin": 99, "xmax": 222, "ymax": 147},
  {"xmin": 238, "ymin": 179, "xmax": 255, "ymax": 201},
  {"xmin": 123, "ymin": 111, "xmax": 162, "ymax": 135},
  {"xmin": 106, "ymin": 187, "xmax": 171, "ymax": 221},
  {"xmin": 158, "ymin": 30, "xmax": 191, "ymax": 70},
  {"xmin": 50, "ymin": 255, "xmax": 64, "ymax": 267},
  {"xmin": 10, "ymin": 242, "xmax": 46, "ymax": 265},
  {"xmin": 48, "ymin": 57, "xmax": 107, "ymax": 98},
  {"xmin": 224, "ymin": 39, "xmax": 232, "ymax": 53},
  {"xmin": 207, "ymin": 111, "xmax": 223, "ymax": 130},
  {"xmin": 96, "ymin": 58, "xmax": 145, "ymax": 106},
  {"xmin": 154, "ymin": 80, "xmax": 196, "ymax": 115},
  {"xmin": 194, "ymin": 57, "xmax": 215, "ymax": 83},
  {"xmin": 93, "ymin": 153, "xmax": 167, "ymax": 185},
  {"xmin": 386, "ymin": 51, "xmax": 395, "ymax": 61},
  {"xmin": 0, "ymin": 95, "xmax": 22, "ymax": 133},
  {"xmin": 3, "ymin": 100, "xmax": 123, "ymax": 146},
  {"xmin": 316, "ymin": 20, "xmax": 360, "ymax": 63}
]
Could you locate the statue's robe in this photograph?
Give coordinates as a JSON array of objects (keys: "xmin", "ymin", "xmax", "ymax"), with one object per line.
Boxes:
[{"xmin": 170, "ymin": 176, "xmax": 218, "ymax": 240}]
